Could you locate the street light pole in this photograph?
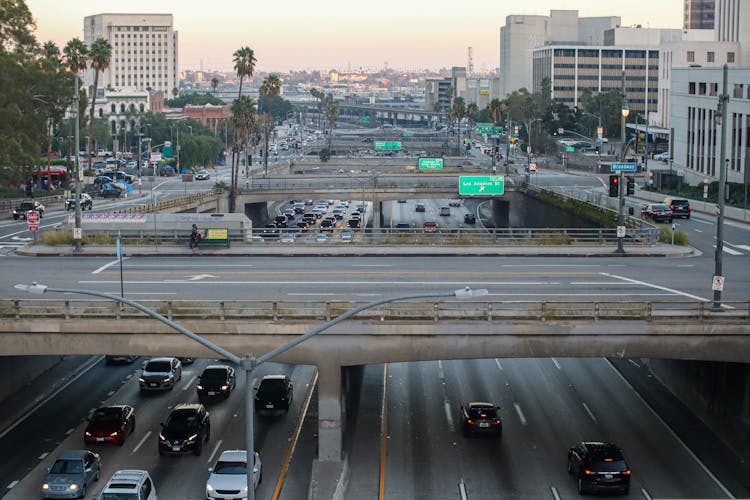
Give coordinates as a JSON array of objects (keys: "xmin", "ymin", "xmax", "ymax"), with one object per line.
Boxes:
[
  {"xmin": 73, "ymin": 73, "xmax": 82, "ymax": 252},
  {"xmin": 617, "ymin": 71, "xmax": 630, "ymax": 254},
  {"xmin": 713, "ymin": 64, "xmax": 729, "ymax": 308},
  {"xmin": 14, "ymin": 283, "xmax": 488, "ymax": 500}
]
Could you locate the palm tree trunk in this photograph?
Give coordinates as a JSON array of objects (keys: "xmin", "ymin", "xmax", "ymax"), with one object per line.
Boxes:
[{"xmin": 87, "ymin": 71, "xmax": 99, "ymax": 170}]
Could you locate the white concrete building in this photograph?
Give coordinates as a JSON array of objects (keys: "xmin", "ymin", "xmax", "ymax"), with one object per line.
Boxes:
[
  {"xmin": 83, "ymin": 13, "xmax": 179, "ymax": 94},
  {"xmin": 670, "ymin": 67, "xmax": 750, "ymax": 185},
  {"xmin": 499, "ymin": 10, "xmax": 621, "ymax": 97}
]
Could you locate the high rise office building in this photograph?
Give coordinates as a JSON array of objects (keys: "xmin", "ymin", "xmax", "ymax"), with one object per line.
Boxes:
[
  {"xmin": 83, "ymin": 13, "xmax": 179, "ymax": 94},
  {"xmin": 683, "ymin": 0, "xmax": 715, "ymax": 29}
]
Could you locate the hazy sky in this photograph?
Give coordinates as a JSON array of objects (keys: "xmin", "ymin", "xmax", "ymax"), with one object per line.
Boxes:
[{"xmin": 25, "ymin": 0, "xmax": 683, "ymax": 72}]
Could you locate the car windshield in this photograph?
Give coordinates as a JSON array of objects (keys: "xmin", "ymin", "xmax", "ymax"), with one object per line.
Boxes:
[
  {"xmin": 589, "ymin": 458, "xmax": 628, "ymax": 472},
  {"xmin": 652, "ymin": 204, "xmax": 669, "ymax": 210},
  {"xmin": 201, "ymin": 369, "xmax": 227, "ymax": 383},
  {"xmin": 99, "ymin": 494, "xmax": 138, "ymax": 500},
  {"xmin": 257, "ymin": 379, "xmax": 285, "ymax": 398},
  {"xmin": 145, "ymin": 360, "xmax": 171, "ymax": 372},
  {"xmin": 165, "ymin": 410, "xmax": 199, "ymax": 431},
  {"xmin": 91, "ymin": 408, "xmax": 121, "ymax": 423},
  {"xmin": 213, "ymin": 460, "xmax": 246, "ymax": 474},
  {"xmin": 468, "ymin": 406, "xmax": 497, "ymax": 418},
  {"xmin": 50, "ymin": 459, "xmax": 83, "ymax": 474}
]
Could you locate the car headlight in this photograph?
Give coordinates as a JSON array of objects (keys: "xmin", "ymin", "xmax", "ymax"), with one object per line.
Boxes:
[
  {"xmin": 85, "ymin": 431, "xmax": 91, "ymax": 436},
  {"xmin": 158, "ymin": 433, "xmax": 165, "ymax": 441},
  {"xmin": 196, "ymin": 384, "xmax": 203, "ymax": 390},
  {"xmin": 110, "ymin": 431, "xmax": 119, "ymax": 436},
  {"xmin": 68, "ymin": 483, "xmax": 79, "ymax": 490},
  {"xmin": 139, "ymin": 378, "xmax": 145, "ymax": 383},
  {"xmin": 187, "ymin": 433, "xmax": 198, "ymax": 442},
  {"xmin": 206, "ymin": 484, "xmax": 214, "ymax": 493},
  {"xmin": 162, "ymin": 376, "xmax": 172, "ymax": 382},
  {"xmin": 41, "ymin": 483, "xmax": 49, "ymax": 490},
  {"xmin": 221, "ymin": 385, "xmax": 229, "ymax": 390}
]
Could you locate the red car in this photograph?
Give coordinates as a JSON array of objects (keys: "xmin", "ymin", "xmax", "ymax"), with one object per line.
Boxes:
[{"xmin": 84, "ymin": 405, "xmax": 135, "ymax": 445}]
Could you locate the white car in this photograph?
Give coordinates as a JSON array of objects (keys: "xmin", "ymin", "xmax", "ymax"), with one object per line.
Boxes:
[
  {"xmin": 206, "ymin": 450, "xmax": 261, "ymax": 499},
  {"xmin": 280, "ymin": 233, "xmax": 295, "ymax": 243},
  {"xmin": 195, "ymin": 170, "xmax": 211, "ymax": 180},
  {"xmin": 98, "ymin": 470, "xmax": 157, "ymax": 500},
  {"xmin": 653, "ymin": 151, "xmax": 670, "ymax": 162}
]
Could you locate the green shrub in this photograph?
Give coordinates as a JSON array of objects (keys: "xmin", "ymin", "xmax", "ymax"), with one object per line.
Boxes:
[
  {"xmin": 659, "ymin": 226, "xmax": 688, "ymax": 245},
  {"xmin": 319, "ymin": 147, "xmax": 331, "ymax": 162}
]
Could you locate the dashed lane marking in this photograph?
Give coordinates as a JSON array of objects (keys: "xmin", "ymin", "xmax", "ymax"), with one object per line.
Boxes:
[
  {"xmin": 551, "ymin": 486, "xmax": 561, "ymax": 500},
  {"xmin": 182, "ymin": 375, "xmax": 197, "ymax": 391},
  {"xmin": 514, "ymin": 402, "xmax": 528, "ymax": 426},
  {"xmin": 6, "ymin": 480, "xmax": 18, "ymax": 490},
  {"xmin": 131, "ymin": 430, "xmax": 151, "ymax": 454},
  {"xmin": 582, "ymin": 402, "xmax": 598, "ymax": 423},
  {"xmin": 38, "ymin": 452, "xmax": 49, "ymax": 460},
  {"xmin": 551, "ymin": 358, "xmax": 561, "ymax": 370},
  {"xmin": 206, "ymin": 439, "xmax": 222, "ymax": 465}
]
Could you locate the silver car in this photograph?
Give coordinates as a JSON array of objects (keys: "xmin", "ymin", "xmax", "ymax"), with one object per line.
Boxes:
[
  {"xmin": 42, "ymin": 450, "xmax": 100, "ymax": 499},
  {"xmin": 206, "ymin": 450, "xmax": 261, "ymax": 499}
]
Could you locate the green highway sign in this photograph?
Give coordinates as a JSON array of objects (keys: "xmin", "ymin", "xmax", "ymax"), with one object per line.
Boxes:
[
  {"xmin": 565, "ymin": 146, "xmax": 575, "ymax": 152},
  {"xmin": 403, "ymin": 130, "xmax": 415, "ymax": 137},
  {"xmin": 475, "ymin": 123, "xmax": 494, "ymax": 134},
  {"xmin": 374, "ymin": 141, "xmax": 402, "ymax": 151},
  {"xmin": 495, "ymin": 126, "xmax": 504, "ymax": 134},
  {"xmin": 459, "ymin": 175, "xmax": 504, "ymax": 196},
  {"xmin": 361, "ymin": 116, "xmax": 370, "ymax": 123},
  {"xmin": 418, "ymin": 157, "xmax": 444, "ymax": 170}
]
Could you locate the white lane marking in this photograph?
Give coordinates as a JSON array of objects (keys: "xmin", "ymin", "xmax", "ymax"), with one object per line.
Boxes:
[
  {"xmin": 735, "ymin": 245, "xmax": 750, "ymax": 252},
  {"xmin": 0, "ymin": 354, "xmax": 104, "ymax": 441},
  {"xmin": 6, "ymin": 480, "xmax": 18, "ymax": 490},
  {"xmin": 437, "ymin": 360, "xmax": 446, "ymax": 380},
  {"xmin": 628, "ymin": 359, "xmax": 641, "ymax": 368},
  {"xmin": 606, "ymin": 360, "xmax": 735, "ymax": 499},
  {"xmin": 131, "ymin": 430, "xmax": 152, "ymax": 454},
  {"xmin": 286, "ymin": 293, "xmax": 337, "ymax": 296},
  {"xmin": 93, "ymin": 258, "xmax": 126, "ymax": 274},
  {"xmin": 551, "ymin": 358, "xmax": 562, "ymax": 370},
  {"xmin": 79, "ymin": 280, "xmax": 563, "ymax": 286},
  {"xmin": 444, "ymin": 400, "xmax": 455, "ymax": 432},
  {"xmin": 514, "ymin": 403, "xmax": 528, "ymax": 426},
  {"xmin": 600, "ymin": 273, "xmax": 714, "ymax": 302},
  {"xmin": 207, "ymin": 439, "xmax": 222, "ymax": 464},
  {"xmin": 716, "ymin": 245, "xmax": 743, "ymax": 255},
  {"xmin": 107, "ymin": 390, "xmax": 115, "ymax": 397},
  {"xmin": 641, "ymin": 488, "xmax": 653, "ymax": 500},
  {"xmin": 124, "ymin": 292, "xmax": 177, "ymax": 295},
  {"xmin": 182, "ymin": 375, "xmax": 197, "ymax": 391},
  {"xmin": 352, "ymin": 265, "xmax": 392, "ymax": 267},
  {"xmin": 551, "ymin": 486, "xmax": 561, "ymax": 500},
  {"xmin": 693, "ymin": 229, "xmax": 703, "ymax": 233},
  {"xmin": 458, "ymin": 479, "xmax": 468, "ymax": 500},
  {"xmin": 693, "ymin": 218, "xmax": 713, "ymax": 225},
  {"xmin": 65, "ymin": 427, "xmax": 75, "ymax": 435},
  {"xmin": 500, "ymin": 264, "xmax": 601, "ymax": 267},
  {"xmin": 38, "ymin": 452, "xmax": 49, "ymax": 460},
  {"xmin": 677, "ymin": 264, "xmax": 694, "ymax": 268},
  {"xmin": 582, "ymin": 403, "xmax": 598, "ymax": 423},
  {"xmin": 495, "ymin": 359, "xmax": 503, "ymax": 371}
]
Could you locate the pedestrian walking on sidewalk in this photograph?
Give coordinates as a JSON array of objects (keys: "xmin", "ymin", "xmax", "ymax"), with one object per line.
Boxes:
[{"xmin": 190, "ymin": 224, "xmax": 202, "ymax": 251}]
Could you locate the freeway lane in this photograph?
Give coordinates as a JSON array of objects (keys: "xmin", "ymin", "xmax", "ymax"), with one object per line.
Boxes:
[
  {"xmin": 1, "ymin": 256, "xmax": 747, "ymax": 303},
  {"xmin": 369, "ymin": 358, "xmax": 738, "ymax": 499},
  {"xmin": 4, "ymin": 359, "xmax": 317, "ymax": 499}
]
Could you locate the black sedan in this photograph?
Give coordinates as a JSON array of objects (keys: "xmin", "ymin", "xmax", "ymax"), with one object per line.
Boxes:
[
  {"xmin": 460, "ymin": 402, "xmax": 502, "ymax": 437},
  {"xmin": 641, "ymin": 203, "xmax": 673, "ymax": 223},
  {"xmin": 197, "ymin": 365, "xmax": 236, "ymax": 403}
]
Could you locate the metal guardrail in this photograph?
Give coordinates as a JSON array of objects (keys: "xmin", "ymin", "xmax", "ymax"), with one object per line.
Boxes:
[
  {"xmin": 114, "ymin": 189, "xmax": 223, "ymax": 215},
  {"xmin": 0, "ymin": 194, "xmax": 65, "ymax": 211},
  {"xmin": 3, "ymin": 299, "xmax": 748, "ymax": 322}
]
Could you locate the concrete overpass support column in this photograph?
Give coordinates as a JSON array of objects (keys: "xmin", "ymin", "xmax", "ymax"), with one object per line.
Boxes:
[
  {"xmin": 218, "ymin": 192, "xmax": 229, "ymax": 213},
  {"xmin": 317, "ymin": 361, "xmax": 343, "ymax": 461},
  {"xmin": 492, "ymin": 199, "xmax": 510, "ymax": 228},
  {"xmin": 373, "ymin": 199, "xmax": 381, "ymax": 229}
]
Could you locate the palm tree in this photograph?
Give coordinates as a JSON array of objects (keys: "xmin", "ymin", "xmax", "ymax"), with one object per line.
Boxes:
[
  {"xmin": 211, "ymin": 77, "xmax": 219, "ymax": 95},
  {"xmin": 488, "ymin": 98, "xmax": 506, "ymax": 169},
  {"xmin": 229, "ymin": 95, "xmax": 256, "ymax": 211},
  {"xmin": 86, "ymin": 37, "xmax": 111, "ymax": 168},
  {"xmin": 451, "ymin": 97, "xmax": 466, "ymax": 155},
  {"xmin": 171, "ymin": 87, "xmax": 178, "ymax": 98},
  {"xmin": 323, "ymin": 94, "xmax": 339, "ymax": 150},
  {"xmin": 260, "ymin": 74, "xmax": 281, "ymax": 176},
  {"xmin": 232, "ymin": 47, "xmax": 256, "ymax": 98},
  {"xmin": 41, "ymin": 41, "xmax": 61, "ymax": 66},
  {"xmin": 310, "ymin": 88, "xmax": 323, "ymax": 126},
  {"xmin": 466, "ymin": 102, "xmax": 479, "ymax": 138}
]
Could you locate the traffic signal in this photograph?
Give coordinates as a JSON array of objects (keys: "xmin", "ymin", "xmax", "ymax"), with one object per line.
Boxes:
[
  {"xmin": 608, "ymin": 175, "xmax": 620, "ymax": 197},
  {"xmin": 635, "ymin": 132, "xmax": 646, "ymax": 154},
  {"xmin": 626, "ymin": 176, "xmax": 635, "ymax": 196}
]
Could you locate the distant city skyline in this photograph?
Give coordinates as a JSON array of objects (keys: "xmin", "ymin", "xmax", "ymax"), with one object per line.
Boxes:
[{"xmin": 25, "ymin": 0, "xmax": 684, "ymax": 73}]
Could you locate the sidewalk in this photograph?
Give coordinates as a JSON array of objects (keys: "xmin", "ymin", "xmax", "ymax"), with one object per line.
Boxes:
[{"xmin": 16, "ymin": 242, "xmax": 697, "ymax": 258}]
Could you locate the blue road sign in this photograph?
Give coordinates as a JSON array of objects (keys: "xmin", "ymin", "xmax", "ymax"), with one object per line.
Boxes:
[{"xmin": 611, "ymin": 162, "xmax": 637, "ymax": 172}]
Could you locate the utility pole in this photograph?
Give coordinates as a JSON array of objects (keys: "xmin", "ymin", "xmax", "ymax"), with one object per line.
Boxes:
[
  {"xmin": 616, "ymin": 70, "xmax": 629, "ymax": 254},
  {"xmin": 73, "ymin": 72, "xmax": 82, "ymax": 252},
  {"xmin": 713, "ymin": 64, "xmax": 729, "ymax": 307}
]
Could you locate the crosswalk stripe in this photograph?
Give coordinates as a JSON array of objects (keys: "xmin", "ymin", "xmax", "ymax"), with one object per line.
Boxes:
[
  {"xmin": 734, "ymin": 245, "xmax": 750, "ymax": 252},
  {"xmin": 722, "ymin": 246, "xmax": 743, "ymax": 255}
]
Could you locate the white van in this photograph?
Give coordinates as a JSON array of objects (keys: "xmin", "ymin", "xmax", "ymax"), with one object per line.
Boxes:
[{"xmin": 98, "ymin": 470, "xmax": 157, "ymax": 500}]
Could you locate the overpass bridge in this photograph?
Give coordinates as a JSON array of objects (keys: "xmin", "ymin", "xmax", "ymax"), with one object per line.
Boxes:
[{"xmin": 3, "ymin": 298, "xmax": 748, "ymax": 461}]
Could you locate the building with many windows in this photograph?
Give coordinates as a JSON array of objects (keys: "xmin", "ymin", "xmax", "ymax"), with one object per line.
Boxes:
[
  {"xmin": 83, "ymin": 13, "xmax": 179, "ymax": 94},
  {"xmin": 684, "ymin": 0, "xmax": 715, "ymax": 29},
  {"xmin": 670, "ymin": 67, "xmax": 749, "ymax": 185}
]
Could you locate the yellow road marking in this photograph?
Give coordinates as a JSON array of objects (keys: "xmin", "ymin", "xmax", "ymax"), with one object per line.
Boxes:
[
  {"xmin": 272, "ymin": 367, "xmax": 318, "ymax": 500},
  {"xmin": 379, "ymin": 363, "xmax": 390, "ymax": 500}
]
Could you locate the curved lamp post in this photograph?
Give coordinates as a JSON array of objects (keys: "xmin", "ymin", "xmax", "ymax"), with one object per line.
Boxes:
[{"xmin": 15, "ymin": 283, "xmax": 488, "ymax": 500}]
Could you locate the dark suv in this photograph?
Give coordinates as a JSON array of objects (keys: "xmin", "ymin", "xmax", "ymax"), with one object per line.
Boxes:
[
  {"xmin": 255, "ymin": 374, "xmax": 293, "ymax": 417},
  {"xmin": 12, "ymin": 200, "xmax": 45, "ymax": 220},
  {"xmin": 460, "ymin": 402, "xmax": 502, "ymax": 437},
  {"xmin": 197, "ymin": 365, "xmax": 236, "ymax": 403},
  {"xmin": 567, "ymin": 442, "xmax": 631, "ymax": 495},
  {"xmin": 663, "ymin": 197, "xmax": 691, "ymax": 219},
  {"xmin": 158, "ymin": 403, "xmax": 210, "ymax": 456}
]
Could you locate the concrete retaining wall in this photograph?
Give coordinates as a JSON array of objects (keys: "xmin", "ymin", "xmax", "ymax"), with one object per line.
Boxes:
[{"xmin": 0, "ymin": 355, "xmax": 64, "ymax": 402}]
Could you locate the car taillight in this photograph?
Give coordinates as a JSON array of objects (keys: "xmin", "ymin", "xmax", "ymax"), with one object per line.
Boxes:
[
  {"xmin": 493, "ymin": 419, "xmax": 501, "ymax": 425},
  {"xmin": 480, "ymin": 413, "xmax": 487, "ymax": 418},
  {"xmin": 623, "ymin": 470, "xmax": 631, "ymax": 475},
  {"xmin": 467, "ymin": 419, "xmax": 474, "ymax": 424},
  {"xmin": 670, "ymin": 204, "xmax": 674, "ymax": 209},
  {"xmin": 584, "ymin": 469, "xmax": 596, "ymax": 475},
  {"xmin": 687, "ymin": 205, "xmax": 691, "ymax": 210}
]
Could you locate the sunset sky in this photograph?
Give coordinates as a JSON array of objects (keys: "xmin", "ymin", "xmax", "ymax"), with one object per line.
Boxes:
[{"xmin": 25, "ymin": 0, "xmax": 684, "ymax": 72}]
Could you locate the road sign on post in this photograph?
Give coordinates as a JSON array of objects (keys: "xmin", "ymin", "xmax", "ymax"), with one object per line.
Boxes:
[
  {"xmin": 418, "ymin": 157, "xmax": 444, "ymax": 170},
  {"xmin": 475, "ymin": 123, "xmax": 494, "ymax": 134},
  {"xmin": 611, "ymin": 162, "xmax": 637, "ymax": 172},
  {"xmin": 27, "ymin": 210, "xmax": 39, "ymax": 225},
  {"xmin": 459, "ymin": 176, "xmax": 504, "ymax": 196}
]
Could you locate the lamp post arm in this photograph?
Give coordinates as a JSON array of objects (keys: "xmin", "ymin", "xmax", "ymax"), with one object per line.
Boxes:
[
  {"xmin": 256, "ymin": 291, "xmax": 455, "ymax": 365},
  {"xmin": 41, "ymin": 287, "xmax": 242, "ymax": 364}
]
